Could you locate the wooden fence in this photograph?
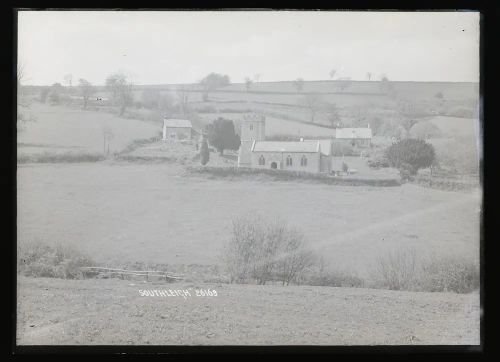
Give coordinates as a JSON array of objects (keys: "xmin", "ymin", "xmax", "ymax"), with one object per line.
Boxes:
[{"xmin": 80, "ymin": 267, "xmax": 184, "ymax": 282}]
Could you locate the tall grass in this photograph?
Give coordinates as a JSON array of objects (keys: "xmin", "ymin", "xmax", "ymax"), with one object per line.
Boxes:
[
  {"xmin": 372, "ymin": 247, "xmax": 479, "ymax": 293},
  {"xmin": 18, "ymin": 241, "xmax": 95, "ymax": 279}
]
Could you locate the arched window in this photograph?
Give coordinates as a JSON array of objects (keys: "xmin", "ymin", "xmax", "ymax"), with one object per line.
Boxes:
[
  {"xmin": 259, "ymin": 155, "xmax": 265, "ymax": 165},
  {"xmin": 286, "ymin": 155, "xmax": 293, "ymax": 166},
  {"xmin": 301, "ymin": 155, "xmax": 308, "ymax": 166},
  {"xmin": 250, "ymin": 124, "xmax": 254, "ymax": 131}
]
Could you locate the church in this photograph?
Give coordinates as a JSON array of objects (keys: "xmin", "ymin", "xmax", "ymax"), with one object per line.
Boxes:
[{"xmin": 237, "ymin": 113, "xmax": 333, "ymax": 174}]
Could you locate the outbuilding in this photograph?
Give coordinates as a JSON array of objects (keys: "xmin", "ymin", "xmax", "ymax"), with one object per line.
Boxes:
[{"xmin": 162, "ymin": 119, "xmax": 193, "ymax": 141}]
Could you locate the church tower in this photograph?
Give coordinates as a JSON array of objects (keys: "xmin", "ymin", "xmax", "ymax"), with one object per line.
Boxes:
[{"xmin": 238, "ymin": 113, "xmax": 266, "ymax": 167}]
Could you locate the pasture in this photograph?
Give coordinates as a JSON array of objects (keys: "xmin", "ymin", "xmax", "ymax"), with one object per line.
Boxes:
[
  {"xmin": 17, "ymin": 103, "xmax": 160, "ymax": 156},
  {"xmin": 17, "ymin": 162, "xmax": 480, "ymax": 278}
]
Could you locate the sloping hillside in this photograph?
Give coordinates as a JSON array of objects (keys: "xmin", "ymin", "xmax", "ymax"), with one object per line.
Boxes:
[{"xmin": 17, "ymin": 276, "xmax": 479, "ymax": 345}]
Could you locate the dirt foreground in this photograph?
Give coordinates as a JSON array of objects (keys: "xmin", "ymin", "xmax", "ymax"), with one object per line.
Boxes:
[{"xmin": 16, "ymin": 276, "xmax": 480, "ymax": 346}]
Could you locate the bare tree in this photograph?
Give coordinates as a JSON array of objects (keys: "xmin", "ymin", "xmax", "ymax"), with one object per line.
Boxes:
[
  {"xmin": 78, "ymin": 78, "xmax": 95, "ymax": 110},
  {"xmin": 176, "ymin": 85, "xmax": 191, "ymax": 116},
  {"xmin": 324, "ymin": 103, "xmax": 340, "ymax": 127},
  {"xmin": 253, "ymin": 73, "xmax": 261, "ymax": 83},
  {"xmin": 379, "ymin": 73, "xmax": 394, "ymax": 95},
  {"xmin": 102, "ymin": 127, "xmax": 114, "ymax": 156},
  {"xmin": 275, "ymin": 228, "xmax": 316, "ymax": 286},
  {"xmin": 17, "ymin": 63, "xmax": 29, "ymax": 107},
  {"xmin": 105, "ymin": 72, "xmax": 133, "ymax": 116},
  {"xmin": 299, "ymin": 94, "xmax": 323, "ymax": 123},
  {"xmin": 224, "ymin": 213, "xmax": 316, "ymax": 286},
  {"xmin": 329, "ymin": 69, "xmax": 336, "ymax": 79},
  {"xmin": 366, "ymin": 72, "xmax": 372, "ymax": 81},
  {"xmin": 245, "ymin": 77, "xmax": 253, "ymax": 92},
  {"xmin": 17, "ymin": 63, "xmax": 36, "ymax": 130},
  {"xmin": 292, "ymin": 78, "xmax": 305, "ymax": 93},
  {"xmin": 64, "ymin": 74, "xmax": 73, "ymax": 87}
]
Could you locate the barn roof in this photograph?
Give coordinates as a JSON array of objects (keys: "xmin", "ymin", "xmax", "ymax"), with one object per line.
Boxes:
[
  {"xmin": 252, "ymin": 141, "xmax": 320, "ymax": 153},
  {"xmin": 163, "ymin": 119, "xmax": 192, "ymax": 128},
  {"xmin": 335, "ymin": 128, "xmax": 372, "ymax": 139}
]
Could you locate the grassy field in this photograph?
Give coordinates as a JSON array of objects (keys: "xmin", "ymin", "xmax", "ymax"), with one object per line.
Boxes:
[
  {"xmin": 17, "ymin": 103, "xmax": 160, "ymax": 156},
  {"xmin": 129, "ymin": 80, "xmax": 478, "ymax": 100},
  {"xmin": 16, "ymin": 276, "xmax": 479, "ymax": 345},
  {"xmin": 428, "ymin": 115, "xmax": 480, "ymax": 138},
  {"xmin": 17, "ymin": 162, "xmax": 480, "ymax": 278}
]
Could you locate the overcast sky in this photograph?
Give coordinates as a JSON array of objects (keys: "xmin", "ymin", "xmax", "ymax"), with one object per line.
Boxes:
[{"xmin": 18, "ymin": 11, "xmax": 479, "ymax": 86}]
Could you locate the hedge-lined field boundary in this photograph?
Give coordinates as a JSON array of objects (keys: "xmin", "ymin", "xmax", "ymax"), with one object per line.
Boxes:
[{"xmin": 188, "ymin": 166, "xmax": 401, "ymax": 186}]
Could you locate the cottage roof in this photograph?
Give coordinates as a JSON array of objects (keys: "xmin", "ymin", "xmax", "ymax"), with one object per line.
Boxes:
[
  {"xmin": 252, "ymin": 141, "xmax": 320, "ymax": 153},
  {"xmin": 163, "ymin": 119, "xmax": 192, "ymax": 128},
  {"xmin": 335, "ymin": 128, "xmax": 372, "ymax": 139}
]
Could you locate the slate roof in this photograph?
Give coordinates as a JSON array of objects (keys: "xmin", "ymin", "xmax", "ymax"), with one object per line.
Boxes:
[
  {"xmin": 252, "ymin": 141, "xmax": 320, "ymax": 153},
  {"xmin": 163, "ymin": 119, "xmax": 192, "ymax": 128},
  {"xmin": 304, "ymin": 139, "xmax": 333, "ymax": 156}
]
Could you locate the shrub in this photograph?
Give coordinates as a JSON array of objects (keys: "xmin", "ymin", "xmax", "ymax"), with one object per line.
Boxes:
[
  {"xmin": 304, "ymin": 260, "xmax": 365, "ymax": 288},
  {"xmin": 418, "ymin": 255, "xmax": 479, "ymax": 293},
  {"xmin": 432, "ymin": 137, "xmax": 479, "ymax": 175},
  {"xmin": 206, "ymin": 117, "xmax": 241, "ymax": 155},
  {"xmin": 373, "ymin": 247, "xmax": 479, "ymax": 293},
  {"xmin": 373, "ymin": 247, "xmax": 419, "ymax": 291},
  {"xmin": 18, "ymin": 240, "xmax": 95, "ymax": 279},
  {"xmin": 385, "ymin": 138, "xmax": 436, "ymax": 181},
  {"xmin": 367, "ymin": 152, "xmax": 391, "ymax": 169},
  {"xmin": 224, "ymin": 214, "xmax": 315, "ymax": 285}
]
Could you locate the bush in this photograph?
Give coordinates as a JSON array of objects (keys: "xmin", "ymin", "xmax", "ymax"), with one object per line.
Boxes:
[
  {"xmin": 385, "ymin": 138, "xmax": 436, "ymax": 180},
  {"xmin": 304, "ymin": 259, "xmax": 365, "ymax": 288},
  {"xmin": 367, "ymin": 152, "xmax": 391, "ymax": 169},
  {"xmin": 373, "ymin": 247, "xmax": 479, "ymax": 293},
  {"xmin": 18, "ymin": 241, "xmax": 95, "ymax": 279},
  {"xmin": 432, "ymin": 137, "xmax": 479, "ymax": 175},
  {"xmin": 418, "ymin": 256, "xmax": 479, "ymax": 293},
  {"xmin": 374, "ymin": 248, "xmax": 419, "ymax": 291},
  {"xmin": 206, "ymin": 117, "xmax": 241, "ymax": 155},
  {"xmin": 224, "ymin": 214, "xmax": 315, "ymax": 285}
]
